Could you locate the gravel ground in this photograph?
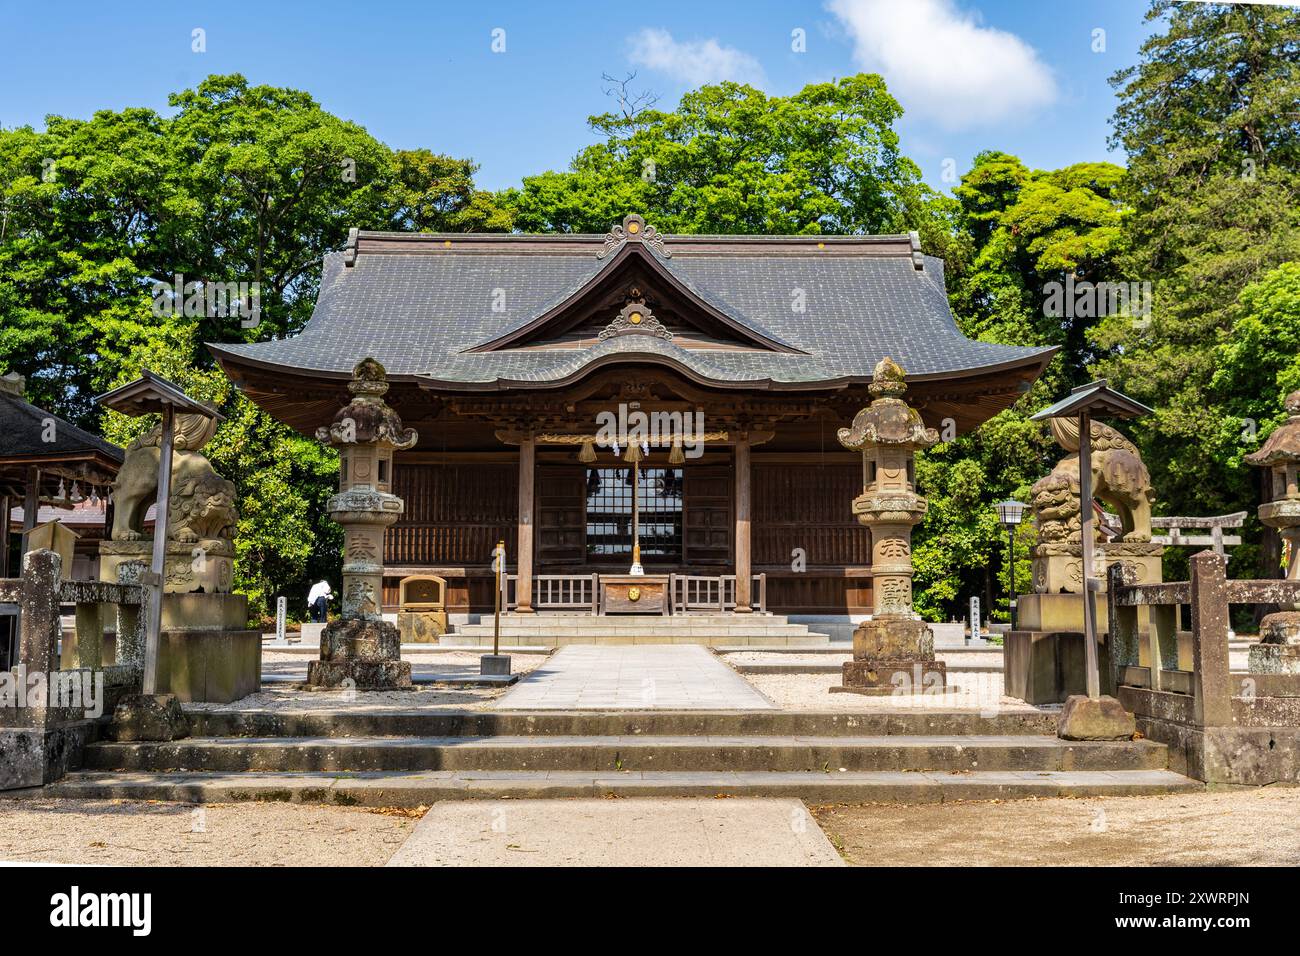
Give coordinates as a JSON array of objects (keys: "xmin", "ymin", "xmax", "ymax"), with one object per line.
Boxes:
[
  {"xmin": 811, "ymin": 787, "xmax": 1300, "ymax": 866},
  {"xmin": 0, "ymin": 799, "xmax": 416, "ymax": 866},
  {"xmin": 743, "ymin": 671, "xmax": 1043, "ymax": 714}
]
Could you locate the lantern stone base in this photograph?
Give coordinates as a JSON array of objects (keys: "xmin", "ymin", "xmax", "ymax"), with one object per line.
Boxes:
[
  {"xmin": 308, "ymin": 617, "xmax": 412, "ymax": 690},
  {"xmin": 833, "ymin": 618, "xmax": 948, "ymax": 695},
  {"xmin": 307, "ymin": 659, "xmax": 413, "ymax": 689},
  {"xmin": 1249, "ymin": 612, "xmax": 1300, "ymax": 674}
]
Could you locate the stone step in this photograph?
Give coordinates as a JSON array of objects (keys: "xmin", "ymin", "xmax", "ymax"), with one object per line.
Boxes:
[
  {"xmin": 82, "ymin": 734, "xmax": 1170, "ymax": 774},
  {"xmin": 444, "ymin": 633, "xmax": 833, "ymax": 648},
  {"xmin": 728, "ymin": 661, "xmax": 1003, "ymax": 675},
  {"xmin": 185, "ymin": 708, "xmax": 1060, "ymax": 738},
  {"xmin": 38, "ymin": 768, "xmax": 1199, "ymax": 807}
]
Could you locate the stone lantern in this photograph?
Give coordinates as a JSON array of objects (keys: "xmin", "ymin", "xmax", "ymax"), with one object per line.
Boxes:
[
  {"xmin": 1245, "ymin": 389, "xmax": 1300, "ymax": 668},
  {"xmin": 832, "ymin": 357, "xmax": 945, "ymax": 694},
  {"xmin": 307, "ymin": 357, "xmax": 418, "ymax": 689}
]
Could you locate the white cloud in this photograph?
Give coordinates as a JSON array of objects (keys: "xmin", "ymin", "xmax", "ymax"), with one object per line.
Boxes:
[
  {"xmin": 827, "ymin": 0, "xmax": 1057, "ymax": 129},
  {"xmin": 628, "ymin": 28, "xmax": 766, "ymax": 87}
]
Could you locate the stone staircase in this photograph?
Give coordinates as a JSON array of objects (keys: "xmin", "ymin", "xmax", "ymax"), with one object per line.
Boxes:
[
  {"xmin": 446, "ymin": 612, "xmax": 831, "ymax": 647},
  {"xmin": 41, "ymin": 709, "xmax": 1198, "ymax": 806}
]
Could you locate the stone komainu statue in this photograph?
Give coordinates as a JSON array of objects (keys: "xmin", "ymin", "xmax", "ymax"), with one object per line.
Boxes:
[
  {"xmin": 110, "ymin": 412, "xmax": 239, "ymax": 544},
  {"xmin": 1031, "ymin": 417, "xmax": 1154, "ymax": 544}
]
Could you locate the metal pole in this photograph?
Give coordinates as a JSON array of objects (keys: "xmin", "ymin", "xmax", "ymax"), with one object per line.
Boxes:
[
  {"xmin": 1078, "ymin": 409, "xmax": 1101, "ymax": 699},
  {"xmin": 143, "ymin": 405, "xmax": 175, "ymax": 695},
  {"xmin": 494, "ymin": 539, "xmax": 503, "ymax": 658},
  {"xmin": 1007, "ymin": 524, "xmax": 1016, "ymax": 630}
]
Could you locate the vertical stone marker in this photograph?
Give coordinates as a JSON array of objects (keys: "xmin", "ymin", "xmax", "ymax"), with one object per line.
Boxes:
[
  {"xmin": 832, "ymin": 357, "xmax": 946, "ymax": 695},
  {"xmin": 308, "ymin": 358, "xmax": 417, "ymax": 690}
]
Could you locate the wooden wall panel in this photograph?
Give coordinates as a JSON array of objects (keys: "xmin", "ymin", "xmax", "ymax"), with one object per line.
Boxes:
[
  {"xmin": 764, "ymin": 575, "xmax": 873, "ymax": 614},
  {"xmin": 753, "ymin": 463, "xmax": 869, "ymax": 567},
  {"xmin": 683, "ymin": 465, "xmax": 731, "ymax": 566},
  {"xmin": 386, "ymin": 460, "xmax": 517, "ymax": 566},
  {"xmin": 536, "ymin": 465, "xmax": 586, "ymax": 565}
]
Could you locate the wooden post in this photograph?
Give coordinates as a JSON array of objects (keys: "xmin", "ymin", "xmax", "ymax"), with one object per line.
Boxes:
[
  {"xmin": 1189, "ymin": 550, "xmax": 1232, "ymax": 728},
  {"xmin": 1078, "ymin": 409, "xmax": 1100, "ymax": 698},
  {"xmin": 0, "ymin": 494, "xmax": 10, "ymax": 578},
  {"xmin": 21, "ymin": 465, "xmax": 39, "ymax": 555},
  {"xmin": 734, "ymin": 436, "xmax": 753, "ymax": 613},
  {"xmin": 143, "ymin": 405, "xmax": 175, "ymax": 694},
  {"xmin": 516, "ymin": 436, "xmax": 535, "ymax": 613}
]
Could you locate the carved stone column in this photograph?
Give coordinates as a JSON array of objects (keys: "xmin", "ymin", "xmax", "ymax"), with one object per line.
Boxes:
[
  {"xmin": 308, "ymin": 358, "xmax": 417, "ymax": 690},
  {"xmin": 832, "ymin": 358, "xmax": 946, "ymax": 695},
  {"xmin": 1246, "ymin": 389, "xmax": 1300, "ymax": 668}
]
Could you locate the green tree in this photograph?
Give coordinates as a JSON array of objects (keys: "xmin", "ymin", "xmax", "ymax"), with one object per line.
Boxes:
[
  {"xmin": 504, "ymin": 75, "xmax": 951, "ymax": 245},
  {"xmin": 1094, "ymin": 0, "xmax": 1300, "ymax": 535},
  {"xmin": 0, "ymin": 74, "xmax": 507, "ymax": 618}
]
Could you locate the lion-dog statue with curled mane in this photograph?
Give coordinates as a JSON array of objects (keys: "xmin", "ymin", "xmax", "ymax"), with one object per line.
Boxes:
[
  {"xmin": 1029, "ymin": 417, "xmax": 1159, "ymax": 594},
  {"xmin": 103, "ymin": 412, "xmax": 239, "ymax": 593}
]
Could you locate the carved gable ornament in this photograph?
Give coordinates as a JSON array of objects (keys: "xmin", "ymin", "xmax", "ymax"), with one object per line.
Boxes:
[
  {"xmin": 598, "ymin": 300, "xmax": 674, "ymax": 343},
  {"xmin": 597, "ymin": 213, "xmax": 672, "ymax": 260}
]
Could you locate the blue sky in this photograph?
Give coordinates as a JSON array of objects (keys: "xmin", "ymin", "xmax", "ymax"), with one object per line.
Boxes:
[{"xmin": 0, "ymin": 0, "xmax": 1160, "ymax": 193}]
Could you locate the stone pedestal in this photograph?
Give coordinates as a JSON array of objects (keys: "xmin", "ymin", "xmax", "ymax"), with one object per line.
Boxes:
[
  {"xmin": 307, "ymin": 617, "xmax": 412, "ymax": 689},
  {"xmin": 1249, "ymin": 611, "xmax": 1300, "ymax": 674},
  {"xmin": 1031, "ymin": 541, "xmax": 1164, "ymax": 595},
  {"xmin": 1005, "ymin": 629, "xmax": 1115, "ymax": 704},
  {"xmin": 97, "ymin": 542, "xmax": 260, "ymax": 703},
  {"xmin": 833, "ymin": 617, "xmax": 948, "ymax": 696},
  {"xmin": 100, "ymin": 538, "xmax": 235, "ymax": 594}
]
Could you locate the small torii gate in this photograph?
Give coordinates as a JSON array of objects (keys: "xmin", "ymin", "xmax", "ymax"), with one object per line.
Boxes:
[{"xmin": 1100, "ymin": 509, "xmax": 1246, "ymax": 555}]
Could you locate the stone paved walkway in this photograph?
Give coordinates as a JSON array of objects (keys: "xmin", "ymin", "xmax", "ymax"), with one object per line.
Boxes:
[
  {"xmin": 386, "ymin": 797, "xmax": 842, "ymax": 866},
  {"xmin": 494, "ymin": 644, "xmax": 776, "ymax": 710}
]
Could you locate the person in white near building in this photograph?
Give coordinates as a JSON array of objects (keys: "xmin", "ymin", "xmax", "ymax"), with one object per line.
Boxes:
[{"xmin": 307, "ymin": 579, "xmax": 333, "ymax": 622}]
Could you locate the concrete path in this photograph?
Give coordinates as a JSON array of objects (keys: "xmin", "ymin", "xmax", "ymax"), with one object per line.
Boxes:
[
  {"xmin": 494, "ymin": 644, "xmax": 775, "ymax": 710},
  {"xmin": 385, "ymin": 797, "xmax": 843, "ymax": 867}
]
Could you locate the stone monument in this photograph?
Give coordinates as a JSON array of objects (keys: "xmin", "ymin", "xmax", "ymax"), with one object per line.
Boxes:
[
  {"xmin": 1006, "ymin": 417, "xmax": 1163, "ymax": 703},
  {"xmin": 307, "ymin": 358, "xmax": 417, "ymax": 690},
  {"xmin": 832, "ymin": 357, "xmax": 946, "ymax": 695},
  {"xmin": 98, "ymin": 411, "xmax": 259, "ymax": 703},
  {"xmin": 1246, "ymin": 389, "xmax": 1300, "ymax": 671}
]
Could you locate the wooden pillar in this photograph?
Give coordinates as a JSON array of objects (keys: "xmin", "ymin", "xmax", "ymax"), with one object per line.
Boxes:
[
  {"xmin": 1, "ymin": 494, "xmax": 10, "ymax": 578},
  {"xmin": 734, "ymin": 436, "xmax": 752, "ymax": 613},
  {"xmin": 516, "ymin": 436, "xmax": 535, "ymax": 613},
  {"xmin": 21, "ymin": 465, "xmax": 39, "ymax": 555}
]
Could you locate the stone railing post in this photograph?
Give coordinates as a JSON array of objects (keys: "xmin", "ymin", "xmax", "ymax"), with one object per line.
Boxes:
[
  {"xmin": 1106, "ymin": 561, "xmax": 1139, "ymax": 688},
  {"xmin": 18, "ymin": 549, "xmax": 62, "ymax": 727},
  {"xmin": 115, "ymin": 560, "xmax": 148, "ymax": 677},
  {"xmin": 1189, "ymin": 550, "xmax": 1232, "ymax": 727}
]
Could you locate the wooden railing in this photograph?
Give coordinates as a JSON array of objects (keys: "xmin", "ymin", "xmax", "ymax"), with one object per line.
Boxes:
[
  {"xmin": 498, "ymin": 572, "xmax": 767, "ymax": 614},
  {"xmin": 670, "ymin": 573, "xmax": 766, "ymax": 614}
]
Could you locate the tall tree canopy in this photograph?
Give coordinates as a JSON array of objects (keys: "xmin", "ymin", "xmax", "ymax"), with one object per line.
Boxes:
[
  {"xmin": 504, "ymin": 75, "xmax": 956, "ymax": 252},
  {"xmin": 1094, "ymin": 0, "xmax": 1300, "ymax": 533},
  {"xmin": 0, "ymin": 74, "xmax": 510, "ymax": 616}
]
